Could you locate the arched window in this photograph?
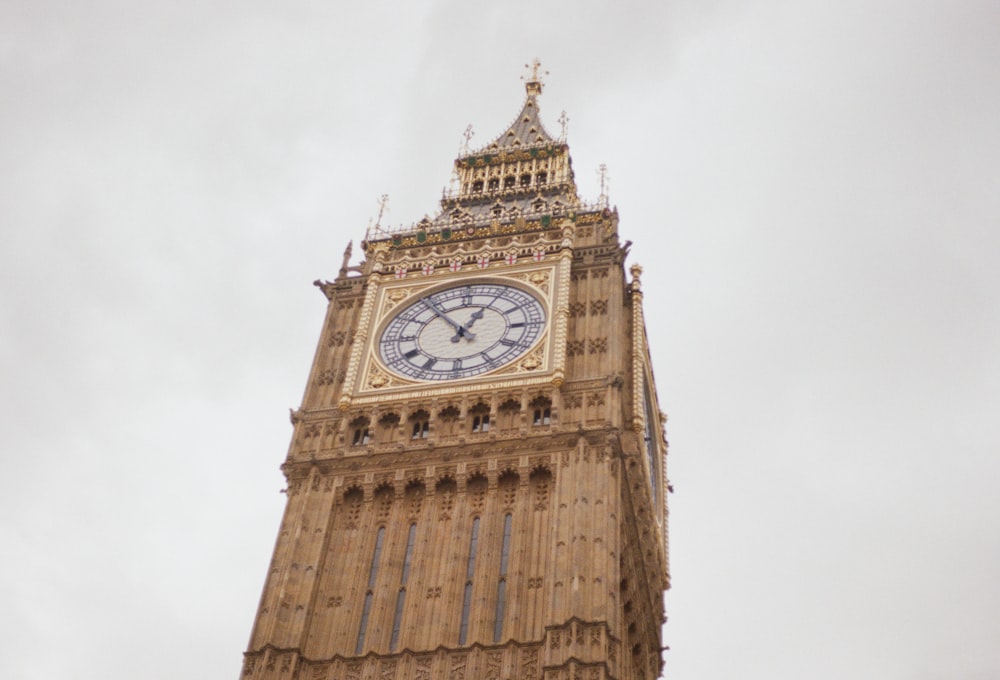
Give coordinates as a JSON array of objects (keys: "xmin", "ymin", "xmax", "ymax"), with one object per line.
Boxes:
[
  {"xmin": 409, "ymin": 409, "xmax": 430, "ymax": 439},
  {"xmin": 349, "ymin": 416, "xmax": 370, "ymax": 446},
  {"xmin": 487, "ymin": 178, "xmax": 499, "ymax": 192},
  {"xmin": 503, "ymin": 175, "xmax": 515, "ymax": 189},
  {"xmin": 469, "ymin": 403, "xmax": 490, "ymax": 433},
  {"xmin": 530, "ymin": 396, "xmax": 552, "ymax": 426},
  {"xmin": 520, "ymin": 173, "xmax": 532, "ymax": 187},
  {"xmin": 535, "ymin": 171, "xmax": 547, "ymax": 185},
  {"xmin": 472, "ymin": 179, "xmax": 483, "ymax": 193}
]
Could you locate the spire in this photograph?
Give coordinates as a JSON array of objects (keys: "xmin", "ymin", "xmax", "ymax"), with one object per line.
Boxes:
[{"xmin": 474, "ymin": 61, "xmax": 556, "ymax": 154}]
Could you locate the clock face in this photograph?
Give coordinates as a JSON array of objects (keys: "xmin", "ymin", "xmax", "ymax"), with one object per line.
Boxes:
[{"xmin": 378, "ymin": 282, "xmax": 546, "ymax": 381}]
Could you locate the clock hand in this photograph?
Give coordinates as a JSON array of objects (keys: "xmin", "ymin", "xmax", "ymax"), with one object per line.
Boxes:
[
  {"xmin": 451, "ymin": 308, "xmax": 485, "ymax": 343},
  {"xmin": 422, "ymin": 296, "xmax": 477, "ymax": 341}
]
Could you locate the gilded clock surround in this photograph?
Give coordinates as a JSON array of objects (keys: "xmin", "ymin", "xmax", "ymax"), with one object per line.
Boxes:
[{"xmin": 242, "ymin": 67, "xmax": 669, "ymax": 680}]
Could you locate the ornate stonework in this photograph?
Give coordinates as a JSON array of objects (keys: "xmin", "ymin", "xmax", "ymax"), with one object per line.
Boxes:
[{"xmin": 243, "ymin": 71, "xmax": 669, "ymax": 680}]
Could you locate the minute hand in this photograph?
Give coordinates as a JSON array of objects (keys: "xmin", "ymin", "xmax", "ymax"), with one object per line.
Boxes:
[{"xmin": 422, "ymin": 296, "xmax": 476, "ymax": 341}]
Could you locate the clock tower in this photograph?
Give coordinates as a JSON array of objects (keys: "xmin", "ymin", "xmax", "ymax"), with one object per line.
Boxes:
[{"xmin": 241, "ymin": 68, "xmax": 670, "ymax": 680}]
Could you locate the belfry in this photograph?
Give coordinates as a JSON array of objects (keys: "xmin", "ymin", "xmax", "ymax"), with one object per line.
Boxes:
[{"xmin": 241, "ymin": 65, "xmax": 670, "ymax": 680}]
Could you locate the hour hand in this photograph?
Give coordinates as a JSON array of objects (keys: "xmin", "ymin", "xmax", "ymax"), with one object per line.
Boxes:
[
  {"xmin": 451, "ymin": 308, "xmax": 484, "ymax": 343},
  {"xmin": 423, "ymin": 296, "xmax": 476, "ymax": 341}
]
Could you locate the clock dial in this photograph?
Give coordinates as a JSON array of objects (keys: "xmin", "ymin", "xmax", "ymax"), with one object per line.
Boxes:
[{"xmin": 379, "ymin": 282, "xmax": 546, "ymax": 381}]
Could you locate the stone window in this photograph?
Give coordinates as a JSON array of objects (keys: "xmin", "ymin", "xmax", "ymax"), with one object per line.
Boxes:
[
  {"xmin": 350, "ymin": 416, "xmax": 370, "ymax": 446},
  {"xmin": 530, "ymin": 396, "xmax": 552, "ymax": 426},
  {"xmin": 469, "ymin": 402, "xmax": 491, "ymax": 433},
  {"xmin": 409, "ymin": 409, "xmax": 430, "ymax": 439}
]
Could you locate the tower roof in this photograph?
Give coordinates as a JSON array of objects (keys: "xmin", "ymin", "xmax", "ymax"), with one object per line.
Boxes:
[{"xmin": 473, "ymin": 94, "xmax": 556, "ymax": 155}]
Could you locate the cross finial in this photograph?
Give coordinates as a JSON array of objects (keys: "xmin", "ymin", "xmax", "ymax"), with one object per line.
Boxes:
[
  {"xmin": 522, "ymin": 58, "xmax": 548, "ymax": 96},
  {"xmin": 558, "ymin": 110, "xmax": 569, "ymax": 140},
  {"xmin": 460, "ymin": 124, "xmax": 474, "ymax": 155},
  {"xmin": 598, "ymin": 164, "xmax": 610, "ymax": 208}
]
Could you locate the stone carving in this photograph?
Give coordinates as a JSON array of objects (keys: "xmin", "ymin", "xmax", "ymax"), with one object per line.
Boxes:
[
  {"xmin": 569, "ymin": 302, "xmax": 586, "ymax": 317},
  {"xmin": 415, "ymin": 657, "xmax": 433, "ymax": 680},
  {"xmin": 449, "ymin": 654, "xmax": 467, "ymax": 680},
  {"xmin": 519, "ymin": 648, "xmax": 539, "ymax": 678},
  {"xmin": 327, "ymin": 595, "xmax": 342, "ymax": 607},
  {"xmin": 317, "ymin": 369, "xmax": 336, "ymax": 385},
  {"xmin": 485, "ymin": 651, "xmax": 504, "ymax": 680},
  {"xmin": 566, "ymin": 340, "xmax": 585, "ymax": 357},
  {"xmin": 590, "ymin": 299, "xmax": 608, "ymax": 315},
  {"xmin": 587, "ymin": 337, "xmax": 607, "ymax": 354}
]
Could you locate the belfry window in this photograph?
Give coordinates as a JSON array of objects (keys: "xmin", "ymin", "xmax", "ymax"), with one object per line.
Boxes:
[
  {"xmin": 487, "ymin": 178, "xmax": 499, "ymax": 192},
  {"xmin": 503, "ymin": 175, "xmax": 515, "ymax": 189},
  {"xmin": 458, "ymin": 516, "xmax": 480, "ymax": 646},
  {"xmin": 472, "ymin": 180, "xmax": 484, "ymax": 193},
  {"xmin": 356, "ymin": 525, "xmax": 386, "ymax": 654},
  {"xmin": 535, "ymin": 171, "xmax": 547, "ymax": 185},
  {"xmin": 520, "ymin": 173, "xmax": 532, "ymax": 187}
]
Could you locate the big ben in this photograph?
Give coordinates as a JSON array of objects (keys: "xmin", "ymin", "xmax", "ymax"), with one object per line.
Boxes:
[{"xmin": 241, "ymin": 65, "xmax": 670, "ymax": 680}]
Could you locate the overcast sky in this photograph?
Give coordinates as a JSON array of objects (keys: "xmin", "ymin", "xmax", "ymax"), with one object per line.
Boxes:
[{"xmin": 2, "ymin": 1, "xmax": 999, "ymax": 679}]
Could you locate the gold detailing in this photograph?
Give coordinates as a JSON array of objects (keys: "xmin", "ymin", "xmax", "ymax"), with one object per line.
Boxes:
[{"xmin": 522, "ymin": 58, "xmax": 547, "ymax": 95}]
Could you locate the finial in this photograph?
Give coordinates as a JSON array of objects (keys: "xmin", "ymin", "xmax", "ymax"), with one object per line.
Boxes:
[
  {"xmin": 339, "ymin": 240, "xmax": 353, "ymax": 276},
  {"xmin": 558, "ymin": 110, "xmax": 569, "ymax": 141},
  {"xmin": 598, "ymin": 164, "xmax": 610, "ymax": 208},
  {"xmin": 374, "ymin": 194, "xmax": 388, "ymax": 228},
  {"xmin": 630, "ymin": 263, "xmax": 643, "ymax": 290},
  {"xmin": 521, "ymin": 58, "xmax": 548, "ymax": 96},
  {"xmin": 459, "ymin": 124, "xmax": 474, "ymax": 155}
]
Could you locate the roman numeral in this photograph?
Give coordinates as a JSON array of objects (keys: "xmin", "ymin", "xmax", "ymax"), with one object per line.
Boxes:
[
  {"xmin": 422, "ymin": 357, "xmax": 436, "ymax": 370},
  {"xmin": 404, "ymin": 349, "xmax": 420, "ymax": 359},
  {"xmin": 500, "ymin": 339, "xmax": 517, "ymax": 347}
]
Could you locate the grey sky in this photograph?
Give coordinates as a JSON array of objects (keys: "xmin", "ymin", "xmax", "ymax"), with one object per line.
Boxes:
[{"xmin": 2, "ymin": 1, "xmax": 999, "ymax": 678}]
